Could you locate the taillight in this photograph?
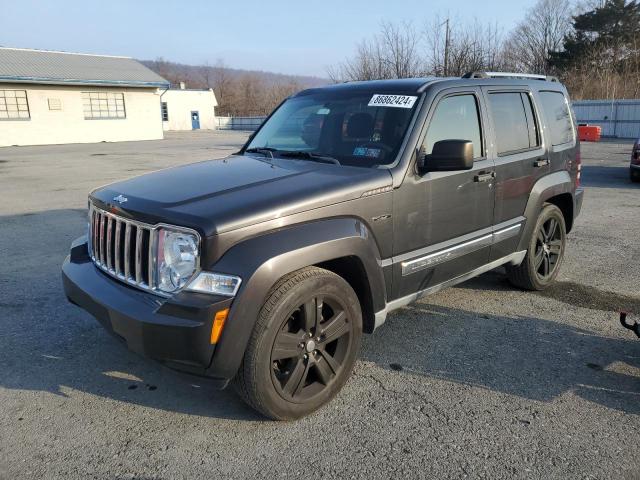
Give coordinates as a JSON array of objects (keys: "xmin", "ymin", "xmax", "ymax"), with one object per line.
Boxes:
[
  {"xmin": 633, "ymin": 145, "xmax": 640, "ymax": 164},
  {"xmin": 575, "ymin": 150, "xmax": 581, "ymax": 187}
]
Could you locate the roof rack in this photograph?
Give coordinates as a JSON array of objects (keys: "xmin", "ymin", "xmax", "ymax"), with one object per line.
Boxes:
[{"xmin": 462, "ymin": 71, "xmax": 559, "ymax": 82}]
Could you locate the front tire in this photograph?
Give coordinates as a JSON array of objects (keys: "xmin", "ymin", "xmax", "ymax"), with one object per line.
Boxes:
[
  {"xmin": 233, "ymin": 267, "xmax": 362, "ymax": 420},
  {"xmin": 506, "ymin": 203, "xmax": 566, "ymax": 291}
]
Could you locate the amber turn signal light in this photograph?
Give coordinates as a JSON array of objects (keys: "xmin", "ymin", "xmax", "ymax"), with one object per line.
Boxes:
[{"xmin": 210, "ymin": 308, "xmax": 229, "ymax": 344}]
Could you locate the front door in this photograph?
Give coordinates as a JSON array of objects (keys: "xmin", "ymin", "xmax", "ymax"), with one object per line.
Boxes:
[
  {"xmin": 191, "ymin": 111, "xmax": 200, "ymax": 130},
  {"xmin": 392, "ymin": 89, "xmax": 495, "ymax": 300}
]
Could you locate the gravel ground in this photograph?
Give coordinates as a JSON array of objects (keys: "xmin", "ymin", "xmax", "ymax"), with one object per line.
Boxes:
[{"xmin": 0, "ymin": 132, "xmax": 638, "ymax": 480}]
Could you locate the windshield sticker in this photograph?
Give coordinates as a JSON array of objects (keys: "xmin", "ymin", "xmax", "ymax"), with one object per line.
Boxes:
[
  {"xmin": 353, "ymin": 147, "xmax": 381, "ymax": 158},
  {"xmin": 368, "ymin": 94, "xmax": 417, "ymax": 109},
  {"xmin": 353, "ymin": 147, "xmax": 366, "ymax": 156},
  {"xmin": 317, "ymin": 107, "xmax": 330, "ymax": 115}
]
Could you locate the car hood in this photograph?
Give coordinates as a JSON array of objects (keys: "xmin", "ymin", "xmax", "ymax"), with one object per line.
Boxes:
[{"xmin": 91, "ymin": 154, "xmax": 392, "ymax": 236}]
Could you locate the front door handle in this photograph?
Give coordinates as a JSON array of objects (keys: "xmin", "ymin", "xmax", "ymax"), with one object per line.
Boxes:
[
  {"xmin": 534, "ymin": 158, "xmax": 550, "ymax": 167},
  {"xmin": 474, "ymin": 171, "xmax": 495, "ymax": 183}
]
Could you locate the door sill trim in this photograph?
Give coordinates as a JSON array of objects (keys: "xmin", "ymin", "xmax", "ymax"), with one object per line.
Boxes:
[{"xmin": 374, "ymin": 250, "xmax": 527, "ymax": 330}]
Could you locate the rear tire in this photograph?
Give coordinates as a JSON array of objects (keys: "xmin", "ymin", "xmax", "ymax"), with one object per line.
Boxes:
[
  {"xmin": 233, "ymin": 267, "xmax": 362, "ymax": 420},
  {"xmin": 631, "ymin": 169, "xmax": 640, "ymax": 183},
  {"xmin": 506, "ymin": 203, "xmax": 566, "ymax": 291}
]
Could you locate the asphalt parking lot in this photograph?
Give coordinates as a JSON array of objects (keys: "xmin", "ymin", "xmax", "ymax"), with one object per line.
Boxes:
[{"xmin": 1, "ymin": 131, "xmax": 639, "ymax": 479}]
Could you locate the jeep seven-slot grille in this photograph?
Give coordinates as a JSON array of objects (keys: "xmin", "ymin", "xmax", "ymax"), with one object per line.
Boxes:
[{"xmin": 88, "ymin": 204, "xmax": 156, "ymax": 292}]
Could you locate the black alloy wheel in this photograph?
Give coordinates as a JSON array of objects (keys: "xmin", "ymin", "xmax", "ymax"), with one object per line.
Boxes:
[
  {"xmin": 534, "ymin": 216, "xmax": 563, "ymax": 280},
  {"xmin": 233, "ymin": 267, "xmax": 362, "ymax": 420},
  {"xmin": 506, "ymin": 203, "xmax": 566, "ymax": 291},
  {"xmin": 270, "ymin": 295, "xmax": 352, "ymax": 403}
]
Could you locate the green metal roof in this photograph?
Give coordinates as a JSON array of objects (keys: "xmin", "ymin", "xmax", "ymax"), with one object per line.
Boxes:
[{"xmin": 0, "ymin": 47, "xmax": 169, "ymax": 88}]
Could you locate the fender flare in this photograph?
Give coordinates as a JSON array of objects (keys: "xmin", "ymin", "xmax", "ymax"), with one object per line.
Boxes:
[
  {"xmin": 518, "ymin": 171, "xmax": 574, "ymax": 251},
  {"xmin": 206, "ymin": 217, "xmax": 387, "ymax": 380}
]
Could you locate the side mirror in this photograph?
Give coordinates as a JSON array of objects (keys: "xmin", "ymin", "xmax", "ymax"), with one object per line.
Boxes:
[{"xmin": 417, "ymin": 140, "xmax": 474, "ymax": 174}]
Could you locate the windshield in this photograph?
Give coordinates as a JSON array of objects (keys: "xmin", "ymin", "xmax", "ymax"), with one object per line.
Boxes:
[{"xmin": 245, "ymin": 90, "xmax": 420, "ymax": 168}]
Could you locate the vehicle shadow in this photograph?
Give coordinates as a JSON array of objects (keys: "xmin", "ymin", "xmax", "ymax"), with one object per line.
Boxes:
[
  {"xmin": 362, "ymin": 301, "xmax": 640, "ymax": 415},
  {"xmin": 456, "ymin": 270, "xmax": 640, "ymax": 313},
  {"xmin": 0, "ymin": 208, "xmax": 260, "ymax": 421},
  {"xmin": 581, "ymin": 165, "xmax": 639, "ymax": 189}
]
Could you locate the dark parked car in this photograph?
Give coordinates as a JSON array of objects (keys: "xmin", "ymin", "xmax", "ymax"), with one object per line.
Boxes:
[
  {"xmin": 631, "ymin": 138, "xmax": 640, "ymax": 182},
  {"xmin": 63, "ymin": 72, "xmax": 584, "ymax": 420}
]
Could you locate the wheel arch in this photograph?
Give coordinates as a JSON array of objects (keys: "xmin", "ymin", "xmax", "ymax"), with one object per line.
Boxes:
[
  {"xmin": 545, "ymin": 192, "xmax": 574, "ymax": 233},
  {"xmin": 315, "ymin": 256, "xmax": 376, "ymax": 334},
  {"xmin": 518, "ymin": 171, "xmax": 575, "ymax": 251},
  {"xmin": 206, "ymin": 217, "xmax": 387, "ymax": 380}
]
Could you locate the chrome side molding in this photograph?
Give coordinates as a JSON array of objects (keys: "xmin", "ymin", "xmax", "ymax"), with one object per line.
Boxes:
[{"xmin": 400, "ymin": 223, "xmax": 522, "ymax": 276}]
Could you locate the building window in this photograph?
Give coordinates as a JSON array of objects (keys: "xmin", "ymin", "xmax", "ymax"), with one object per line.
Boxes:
[
  {"xmin": 161, "ymin": 101, "xmax": 169, "ymax": 121},
  {"xmin": 82, "ymin": 92, "xmax": 126, "ymax": 119},
  {"xmin": 0, "ymin": 90, "xmax": 30, "ymax": 120},
  {"xmin": 48, "ymin": 98, "xmax": 62, "ymax": 111}
]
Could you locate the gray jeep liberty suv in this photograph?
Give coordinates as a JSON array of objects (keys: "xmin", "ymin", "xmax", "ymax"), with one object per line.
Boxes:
[{"xmin": 63, "ymin": 72, "xmax": 584, "ymax": 420}]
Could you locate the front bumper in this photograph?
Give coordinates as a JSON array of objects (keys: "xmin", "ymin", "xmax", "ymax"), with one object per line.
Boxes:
[{"xmin": 62, "ymin": 236, "xmax": 233, "ymax": 385}]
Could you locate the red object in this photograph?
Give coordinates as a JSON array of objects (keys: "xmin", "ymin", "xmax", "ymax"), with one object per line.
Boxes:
[{"xmin": 578, "ymin": 125, "xmax": 602, "ymax": 142}]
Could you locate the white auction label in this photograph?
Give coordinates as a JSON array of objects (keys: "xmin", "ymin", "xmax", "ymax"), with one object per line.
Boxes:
[{"xmin": 368, "ymin": 94, "xmax": 418, "ymax": 108}]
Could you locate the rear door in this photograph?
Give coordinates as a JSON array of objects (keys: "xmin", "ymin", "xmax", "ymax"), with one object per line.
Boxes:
[
  {"xmin": 391, "ymin": 87, "xmax": 495, "ymax": 300},
  {"xmin": 481, "ymin": 87, "xmax": 548, "ymax": 261}
]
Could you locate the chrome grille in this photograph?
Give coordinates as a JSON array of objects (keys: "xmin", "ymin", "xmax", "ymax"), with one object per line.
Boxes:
[{"xmin": 88, "ymin": 204, "xmax": 156, "ymax": 292}]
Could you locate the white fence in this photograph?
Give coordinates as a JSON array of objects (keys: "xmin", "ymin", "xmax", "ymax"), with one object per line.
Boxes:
[
  {"xmin": 217, "ymin": 100, "xmax": 640, "ymax": 139},
  {"xmin": 216, "ymin": 116, "xmax": 266, "ymax": 131},
  {"xmin": 573, "ymin": 99, "xmax": 640, "ymax": 139}
]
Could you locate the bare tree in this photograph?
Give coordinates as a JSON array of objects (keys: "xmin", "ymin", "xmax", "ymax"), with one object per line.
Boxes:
[
  {"xmin": 502, "ymin": 0, "xmax": 573, "ymax": 74},
  {"xmin": 209, "ymin": 59, "xmax": 233, "ymax": 114},
  {"xmin": 145, "ymin": 57, "xmax": 315, "ymax": 116},
  {"xmin": 328, "ymin": 22, "xmax": 425, "ymax": 81},
  {"xmin": 425, "ymin": 16, "xmax": 506, "ymax": 76},
  {"xmin": 199, "ymin": 61, "xmax": 214, "ymax": 89}
]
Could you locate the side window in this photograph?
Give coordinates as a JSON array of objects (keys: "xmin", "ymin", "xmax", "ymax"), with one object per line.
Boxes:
[
  {"xmin": 539, "ymin": 91, "xmax": 574, "ymax": 146},
  {"xmin": 423, "ymin": 94, "xmax": 482, "ymax": 159},
  {"xmin": 488, "ymin": 92, "xmax": 533, "ymax": 155},
  {"xmin": 521, "ymin": 93, "xmax": 540, "ymax": 148}
]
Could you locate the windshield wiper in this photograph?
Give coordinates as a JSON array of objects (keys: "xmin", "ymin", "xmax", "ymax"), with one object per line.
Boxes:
[
  {"xmin": 245, "ymin": 147, "xmax": 278, "ymax": 158},
  {"xmin": 278, "ymin": 151, "xmax": 341, "ymax": 165}
]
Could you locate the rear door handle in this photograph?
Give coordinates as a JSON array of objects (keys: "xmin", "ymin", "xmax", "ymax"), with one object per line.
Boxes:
[
  {"xmin": 534, "ymin": 158, "xmax": 550, "ymax": 167},
  {"xmin": 474, "ymin": 171, "xmax": 495, "ymax": 183}
]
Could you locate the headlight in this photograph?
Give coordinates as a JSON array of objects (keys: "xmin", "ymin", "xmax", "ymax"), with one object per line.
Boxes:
[
  {"xmin": 157, "ymin": 227, "xmax": 199, "ymax": 293},
  {"xmin": 186, "ymin": 272, "xmax": 242, "ymax": 296}
]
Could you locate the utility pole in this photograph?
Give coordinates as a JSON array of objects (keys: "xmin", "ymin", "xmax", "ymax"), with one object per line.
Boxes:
[{"xmin": 443, "ymin": 17, "xmax": 450, "ymax": 77}]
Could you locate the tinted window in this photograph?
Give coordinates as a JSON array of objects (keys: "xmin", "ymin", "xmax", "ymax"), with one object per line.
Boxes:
[
  {"xmin": 424, "ymin": 94, "xmax": 482, "ymax": 158},
  {"xmin": 539, "ymin": 91, "xmax": 574, "ymax": 146},
  {"xmin": 522, "ymin": 94, "xmax": 540, "ymax": 148},
  {"xmin": 488, "ymin": 92, "xmax": 532, "ymax": 155}
]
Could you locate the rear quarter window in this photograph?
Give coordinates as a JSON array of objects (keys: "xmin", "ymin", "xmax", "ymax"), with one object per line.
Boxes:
[{"xmin": 539, "ymin": 91, "xmax": 575, "ymax": 146}]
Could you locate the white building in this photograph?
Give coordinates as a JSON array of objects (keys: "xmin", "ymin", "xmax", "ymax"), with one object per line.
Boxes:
[
  {"xmin": 0, "ymin": 47, "xmax": 169, "ymax": 147},
  {"xmin": 161, "ymin": 84, "xmax": 218, "ymax": 131}
]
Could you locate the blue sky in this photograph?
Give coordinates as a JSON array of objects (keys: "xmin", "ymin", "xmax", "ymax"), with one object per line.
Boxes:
[{"xmin": 1, "ymin": 0, "xmax": 531, "ymax": 77}]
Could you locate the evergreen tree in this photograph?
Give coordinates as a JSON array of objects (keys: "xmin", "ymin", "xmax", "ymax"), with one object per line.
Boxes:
[{"xmin": 549, "ymin": 0, "xmax": 640, "ymax": 71}]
